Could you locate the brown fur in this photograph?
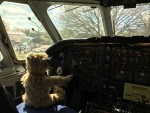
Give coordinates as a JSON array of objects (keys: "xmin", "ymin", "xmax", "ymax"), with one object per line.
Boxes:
[{"xmin": 21, "ymin": 52, "xmax": 72, "ymax": 108}]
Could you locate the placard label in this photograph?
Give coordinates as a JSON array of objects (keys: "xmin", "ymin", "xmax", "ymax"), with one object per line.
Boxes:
[{"xmin": 123, "ymin": 83, "xmax": 150, "ymax": 104}]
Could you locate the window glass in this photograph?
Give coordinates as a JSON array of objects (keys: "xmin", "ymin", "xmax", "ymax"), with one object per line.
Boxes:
[
  {"xmin": 0, "ymin": 49, "xmax": 13, "ymax": 71},
  {"xmin": 0, "ymin": 2, "xmax": 53, "ymax": 60},
  {"xmin": 111, "ymin": 3, "xmax": 150, "ymax": 36},
  {"xmin": 47, "ymin": 5, "xmax": 105, "ymax": 39},
  {"xmin": 0, "ymin": 50, "xmax": 3, "ymax": 62}
]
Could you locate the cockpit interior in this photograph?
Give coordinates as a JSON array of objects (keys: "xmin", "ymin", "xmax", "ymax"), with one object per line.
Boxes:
[{"xmin": 0, "ymin": 0, "xmax": 150, "ymax": 113}]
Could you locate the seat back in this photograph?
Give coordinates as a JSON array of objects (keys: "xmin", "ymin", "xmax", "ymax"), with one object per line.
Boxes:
[{"xmin": 0, "ymin": 83, "xmax": 19, "ymax": 113}]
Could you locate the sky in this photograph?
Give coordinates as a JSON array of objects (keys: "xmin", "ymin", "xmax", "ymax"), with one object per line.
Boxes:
[{"xmin": 0, "ymin": 1, "xmax": 42, "ymax": 31}]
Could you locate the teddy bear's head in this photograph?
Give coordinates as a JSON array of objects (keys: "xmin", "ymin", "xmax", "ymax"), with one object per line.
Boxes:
[{"xmin": 26, "ymin": 52, "xmax": 49, "ymax": 74}]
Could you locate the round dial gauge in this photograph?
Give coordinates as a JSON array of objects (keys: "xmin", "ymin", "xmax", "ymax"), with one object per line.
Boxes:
[{"xmin": 56, "ymin": 67, "xmax": 63, "ymax": 75}]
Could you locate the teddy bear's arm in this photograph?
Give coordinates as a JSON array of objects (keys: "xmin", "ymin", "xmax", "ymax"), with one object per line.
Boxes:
[{"xmin": 44, "ymin": 75, "xmax": 73, "ymax": 87}]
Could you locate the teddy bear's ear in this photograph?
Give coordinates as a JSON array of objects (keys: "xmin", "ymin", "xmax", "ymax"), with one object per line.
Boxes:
[
  {"xmin": 26, "ymin": 52, "xmax": 33, "ymax": 61},
  {"xmin": 27, "ymin": 56, "xmax": 30, "ymax": 61}
]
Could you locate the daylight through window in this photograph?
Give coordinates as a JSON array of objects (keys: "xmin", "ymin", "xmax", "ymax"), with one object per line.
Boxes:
[{"xmin": 0, "ymin": 2, "xmax": 53, "ymax": 60}]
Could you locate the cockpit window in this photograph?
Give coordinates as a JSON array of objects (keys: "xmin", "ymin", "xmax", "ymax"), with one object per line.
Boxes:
[
  {"xmin": 111, "ymin": 3, "xmax": 150, "ymax": 36},
  {"xmin": 47, "ymin": 5, "xmax": 105, "ymax": 39},
  {"xmin": 0, "ymin": 2, "xmax": 53, "ymax": 60},
  {"xmin": 0, "ymin": 50, "xmax": 3, "ymax": 62}
]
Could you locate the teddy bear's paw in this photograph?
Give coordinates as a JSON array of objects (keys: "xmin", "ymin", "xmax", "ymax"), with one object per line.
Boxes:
[
  {"xmin": 65, "ymin": 74, "xmax": 73, "ymax": 82},
  {"xmin": 50, "ymin": 94, "xmax": 59, "ymax": 100},
  {"xmin": 22, "ymin": 94, "xmax": 26, "ymax": 102},
  {"xmin": 53, "ymin": 86, "xmax": 66, "ymax": 101},
  {"xmin": 53, "ymin": 86, "xmax": 65, "ymax": 95}
]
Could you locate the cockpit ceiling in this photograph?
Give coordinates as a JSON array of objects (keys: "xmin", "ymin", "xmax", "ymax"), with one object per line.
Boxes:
[
  {"xmin": 99, "ymin": 0, "xmax": 150, "ymax": 7},
  {"xmin": 2, "ymin": 0, "xmax": 150, "ymax": 6},
  {"xmin": 1, "ymin": 0, "xmax": 100, "ymax": 4}
]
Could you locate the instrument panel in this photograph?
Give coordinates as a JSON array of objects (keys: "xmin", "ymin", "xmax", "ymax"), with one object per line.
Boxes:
[
  {"xmin": 48, "ymin": 44, "xmax": 150, "ymax": 86},
  {"xmin": 46, "ymin": 38, "xmax": 150, "ymax": 112}
]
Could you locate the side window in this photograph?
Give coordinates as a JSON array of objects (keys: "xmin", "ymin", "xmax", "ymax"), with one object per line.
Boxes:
[
  {"xmin": 0, "ymin": 50, "xmax": 3, "ymax": 62},
  {"xmin": 0, "ymin": 2, "xmax": 53, "ymax": 60},
  {"xmin": 0, "ymin": 50, "xmax": 6, "ymax": 71},
  {"xmin": 0, "ymin": 50, "xmax": 4, "ymax": 70},
  {"xmin": 0, "ymin": 48, "xmax": 14, "ymax": 72}
]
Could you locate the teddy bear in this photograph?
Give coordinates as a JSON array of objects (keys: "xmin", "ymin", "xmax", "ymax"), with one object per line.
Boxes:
[{"xmin": 20, "ymin": 52, "xmax": 73, "ymax": 108}]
